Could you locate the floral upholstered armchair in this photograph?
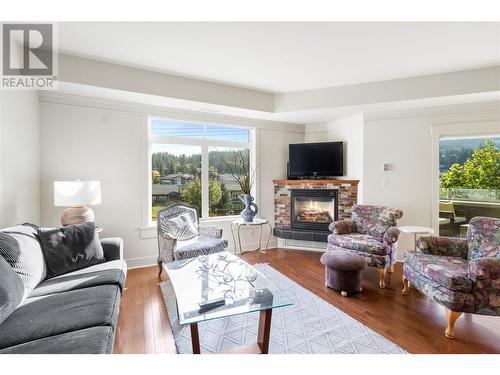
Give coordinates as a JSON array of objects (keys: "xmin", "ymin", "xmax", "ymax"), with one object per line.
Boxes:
[
  {"xmin": 156, "ymin": 203, "xmax": 228, "ymax": 277},
  {"xmin": 327, "ymin": 204, "xmax": 404, "ymax": 288},
  {"xmin": 402, "ymin": 216, "xmax": 500, "ymax": 339}
]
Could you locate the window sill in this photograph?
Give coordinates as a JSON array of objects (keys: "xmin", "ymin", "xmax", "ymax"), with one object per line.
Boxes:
[
  {"xmin": 139, "ymin": 216, "xmax": 240, "ymax": 239},
  {"xmin": 200, "ymin": 215, "xmax": 241, "ymax": 223}
]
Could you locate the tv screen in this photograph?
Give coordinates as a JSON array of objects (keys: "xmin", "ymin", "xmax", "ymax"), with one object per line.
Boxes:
[{"xmin": 288, "ymin": 142, "xmax": 343, "ymax": 178}]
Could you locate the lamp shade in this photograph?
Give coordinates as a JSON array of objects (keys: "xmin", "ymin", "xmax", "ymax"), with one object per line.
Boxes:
[{"xmin": 54, "ymin": 181, "xmax": 101, "ymax": 207}]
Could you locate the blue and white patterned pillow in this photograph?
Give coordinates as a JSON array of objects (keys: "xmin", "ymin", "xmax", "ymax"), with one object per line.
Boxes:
[{"xmin": 163, "ymin": 212, "xmax": 198, "ymax": 241}]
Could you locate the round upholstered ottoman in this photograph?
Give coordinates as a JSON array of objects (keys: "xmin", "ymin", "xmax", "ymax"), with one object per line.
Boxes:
[{"xmin": 320, "ymin": 249, "xmax": 367, "ymax": 296}]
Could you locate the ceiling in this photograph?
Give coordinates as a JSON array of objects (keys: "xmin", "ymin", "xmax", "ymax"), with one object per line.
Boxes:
[{"xmin": 58, "ymin": 22, "xmax": 500, "ymax": 93}]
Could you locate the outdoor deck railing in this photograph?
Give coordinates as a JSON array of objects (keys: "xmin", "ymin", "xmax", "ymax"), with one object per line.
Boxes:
[{"xmin": 439, "ymin": 188, "xmax": 500, "ymax": 203}]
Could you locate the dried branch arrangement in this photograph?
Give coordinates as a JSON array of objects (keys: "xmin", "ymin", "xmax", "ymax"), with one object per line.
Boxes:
[{"xmin": 221, "ymin": 150, "xmax": 255, "ymax": 195}]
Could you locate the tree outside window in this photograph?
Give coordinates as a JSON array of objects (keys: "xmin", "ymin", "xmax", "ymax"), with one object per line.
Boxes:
[
  {"xmin": 150, "ymin": 119, "xmax": 252, "ymax": 221},
  {"xmin": 439, "ymin": 138, "xmax": 500, "ymax": 202}
]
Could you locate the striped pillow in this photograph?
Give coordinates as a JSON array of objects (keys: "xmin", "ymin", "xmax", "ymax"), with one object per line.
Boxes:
[
  {"xmin": 162, "ymin": 212, "xmax": 198, "ymax": 241},
  {"xmin": 0, "ymin": 256, "xmax": 25, "ymax": 324},
  {"xmin": 0, "ymin": 224, "xmax": 47, "ymax": 299}
]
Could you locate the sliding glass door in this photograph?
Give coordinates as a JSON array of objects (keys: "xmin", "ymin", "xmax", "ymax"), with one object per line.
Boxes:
[{"xmin": 438, "ymin": 136, "xmax": 500, "ymax": 236}]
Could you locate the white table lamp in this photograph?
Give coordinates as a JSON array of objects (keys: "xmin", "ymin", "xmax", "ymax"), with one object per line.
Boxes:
[{"xmin": 54, "ymin": 181, "xmax": 101, "ymax": 226}]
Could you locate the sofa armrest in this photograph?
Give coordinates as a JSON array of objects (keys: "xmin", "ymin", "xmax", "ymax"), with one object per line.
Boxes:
[
  {"xmin": 416, "ymin": 236, "xmax": 468, "ymax": 259},
  {"xmin": 329, "ymin": 219, "xmax": 356, "ymax": 235},
  {"xmin": 468, "ymin": 257, "xmax": 500, "ymax": 281},
  {"xmin": 199, "ymin": 226, "xmax": 223, "ymax": 238},
  {"xmin": 101, "ymin": 238, "xmax": 123, "ymax": 261},
  {"xmin": 383, "ymin": 226, "xmax": 401, "ymax": 245}
]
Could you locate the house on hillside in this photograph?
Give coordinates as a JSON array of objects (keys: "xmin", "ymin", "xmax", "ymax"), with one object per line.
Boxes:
[
  {"xmin": 160, "ymin": 173, "xmax": 195, "ymax": 186},
  {"xmin": 219, "ymin": 173, "xmax": 244, "ymax": 209},
  {"xmin": 152, "ymin": 184, "xmax": 180, "ymax": 203}
]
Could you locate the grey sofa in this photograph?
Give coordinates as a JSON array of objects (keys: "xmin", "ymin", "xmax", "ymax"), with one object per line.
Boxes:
[{"xmin": 0, "ymin": 230, "xmax": 126, "ymax": 354}]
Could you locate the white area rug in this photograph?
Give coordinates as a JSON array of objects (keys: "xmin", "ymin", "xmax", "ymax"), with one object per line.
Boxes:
[{"xmin": 160, "ymin": 263, "xmax": 407, "ymax": 354}]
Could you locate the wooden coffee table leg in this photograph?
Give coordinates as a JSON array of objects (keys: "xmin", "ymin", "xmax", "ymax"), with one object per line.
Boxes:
[
  {"xmin": 190, "ymin": 323, "xmax": 201, "ymax": 354},
  {"xmin": 257, "ymin": 309, "xmax": 272, "ymax": 354}
]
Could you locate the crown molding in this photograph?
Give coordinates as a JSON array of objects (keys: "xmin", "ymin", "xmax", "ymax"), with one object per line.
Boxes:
[
  {"xmin": 39, "ymin": 91, "xmax": 305, "ymax": 134},
  {"xmin": 275, "ymin": 66, "xmax": 500, "ymax": 113},
  {"xmin": 364, "ymin": 100, "xmax": 500, "ymax": 122}
]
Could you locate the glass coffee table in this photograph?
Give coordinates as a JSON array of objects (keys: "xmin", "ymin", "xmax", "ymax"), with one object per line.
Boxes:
[{"xmin": 163, "ymin": 251, "xmax": 293, "ymax": 354}]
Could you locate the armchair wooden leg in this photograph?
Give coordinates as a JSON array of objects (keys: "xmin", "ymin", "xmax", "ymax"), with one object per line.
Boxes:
[
  {"xmin": 402, "ymin": 275, "xmax": 411, "ymax": 295},
  {"xmin": 377, "ymin": 266, "xmax": 386, "ymax": 289},
  {"xmin": 157, "ymin": 260, "xmax": 163, "ymax": 278},
  {"xmin": 445, "ymin": 309, "xmax": 462, "ymax": 339}
]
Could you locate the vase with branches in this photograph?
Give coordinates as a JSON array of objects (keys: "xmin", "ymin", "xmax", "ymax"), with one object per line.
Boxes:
[{"xmin": 222, "ymin": 150, "xmax": 258, "ymax": 222}]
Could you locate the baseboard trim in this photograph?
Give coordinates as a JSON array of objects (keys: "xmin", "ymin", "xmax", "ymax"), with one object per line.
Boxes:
[
  {"xmin": 236, "ymin": 240, "xmax": 278, "ymax": 253},
  {"xmin": 126, "ymin": 256, "xmax": 158, "ymax": 270},
  {"xmin": 278, "ymin": 238, "xmax": 326, "ymax": 252}
]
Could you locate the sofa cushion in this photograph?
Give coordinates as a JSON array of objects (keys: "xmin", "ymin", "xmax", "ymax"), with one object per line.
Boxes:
[
  {"xmin": 327, "ymin": 243, "xmax": 394, "ymax": 268},
  {"xmin": 405, "ymin": 251, "xmax": 473, "ymax": 292},
  {"xmin": 175, "ymin": 233, "xmax": 228, "ymax": 260},
  {"xmin": 0, "ymin": 284, "xmax": 120, "ymax": 349},
  {"xmin": 403, "ymin": 263, "xmax": 475, "ymax": 313},
  {"xmin": 29, "ymin": 259, "xmax": 127, "ymax": 297},
  {"xmin": 416, "ymin": 236, "xmax": 469, "ymax": 259},
  {"xmin": 38, "ymin": 222, "xmax": 105, "ymax": 278},
  {"xmin": 0, "ymin": 326, "xmax": 114, "ymax": 354},
  {"xmin": 351, "ymin": 204, "xmax": 403, "ymax": 238},
  {"xmin": 0, "ymin": 257, "xmax": 26, "ymax": 325},
  {"xmin": 0, "ymin": 224, "xmax": 46, "ymax": 298},
  {"xmin": 328, "ymin": 233, "xmax": 390, "ymax": 255},
  {"xmin": 467, "ymin": 216, "xmax": 500, "ymax": 260}
]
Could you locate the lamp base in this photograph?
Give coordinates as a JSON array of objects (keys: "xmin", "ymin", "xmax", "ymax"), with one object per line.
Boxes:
[{"xmin": 60, "ymin": 206, "xmax": 95, "ymax": 226}]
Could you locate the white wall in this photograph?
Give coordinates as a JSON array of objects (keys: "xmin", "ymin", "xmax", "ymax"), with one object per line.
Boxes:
[
  {"xmin": 258, "ymin": 126, "xmax": 305, "ymax": 223},
  {"xmin": 0, "ymin": 91, "xmax": 40, "ymax": 227},
  {"xmin": 305, "ymin": 114, "xmax": 364, "ymax": 200},
  {"xmin": 39, "ymin": 96, "xmax": 304, "ymax": 267}
]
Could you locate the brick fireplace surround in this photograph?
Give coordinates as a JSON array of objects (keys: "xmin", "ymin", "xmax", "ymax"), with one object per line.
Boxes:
[{"xmin": 273, "ymin": 179, "xmax": 359, "ymax": 243}]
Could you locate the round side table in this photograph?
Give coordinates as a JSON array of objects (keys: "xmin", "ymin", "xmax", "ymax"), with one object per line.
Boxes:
[
  {"xmin": 231, "ymin": 218, "xmax": 272, "ymax": 255},
  {"xmin": 399, "ymin": 226, "xmax": 434, "ymax": 250}
]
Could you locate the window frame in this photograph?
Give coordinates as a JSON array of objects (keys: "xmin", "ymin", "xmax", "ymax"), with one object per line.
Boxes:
[{"xmin": 148, "ymin": 116, "xmax": 255, "ymax": 224}]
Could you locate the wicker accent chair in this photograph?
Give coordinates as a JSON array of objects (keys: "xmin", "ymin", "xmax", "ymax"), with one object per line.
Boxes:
[
  {"xmin": 327, "ymin": 204, "xmax": 403, "ymax": 288},
  {"xmin": 402, "ymin": 216, "xmax": 500, "ymax": 339},
  {"xmin": 156, "ymin": 203, "xmax": 228, "ymax": 277}
]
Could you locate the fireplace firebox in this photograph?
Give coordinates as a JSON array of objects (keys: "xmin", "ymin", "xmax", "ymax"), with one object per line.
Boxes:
[{"xmin": 290, "ymin": 189, "xmax": 338, "ymax": 231}]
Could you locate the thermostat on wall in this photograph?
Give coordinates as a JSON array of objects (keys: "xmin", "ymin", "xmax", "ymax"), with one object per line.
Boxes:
[{"xmin": 383, "ymin": 163, "xmax": 390, "ymax": 171}]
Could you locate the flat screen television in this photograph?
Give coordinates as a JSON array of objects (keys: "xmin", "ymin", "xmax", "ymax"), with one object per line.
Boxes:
[{"xmin": 288, "ymin": 142, "xmax": 344, "ymax": 178}]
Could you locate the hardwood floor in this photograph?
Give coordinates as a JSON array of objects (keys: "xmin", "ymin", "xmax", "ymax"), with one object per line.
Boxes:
[{"xmin": 113, "ymin": 249, "xmax": 500, "ymax": 354}]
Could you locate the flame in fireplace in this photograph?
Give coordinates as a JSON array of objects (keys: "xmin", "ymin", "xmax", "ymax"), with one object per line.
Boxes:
[
  {"xmin": 307, "ymin": 200, "xmax": 320, "ymax": 211},
  {"xmin": 296, "ymin": 199, "xmax": 332, "ymax": 223}
]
